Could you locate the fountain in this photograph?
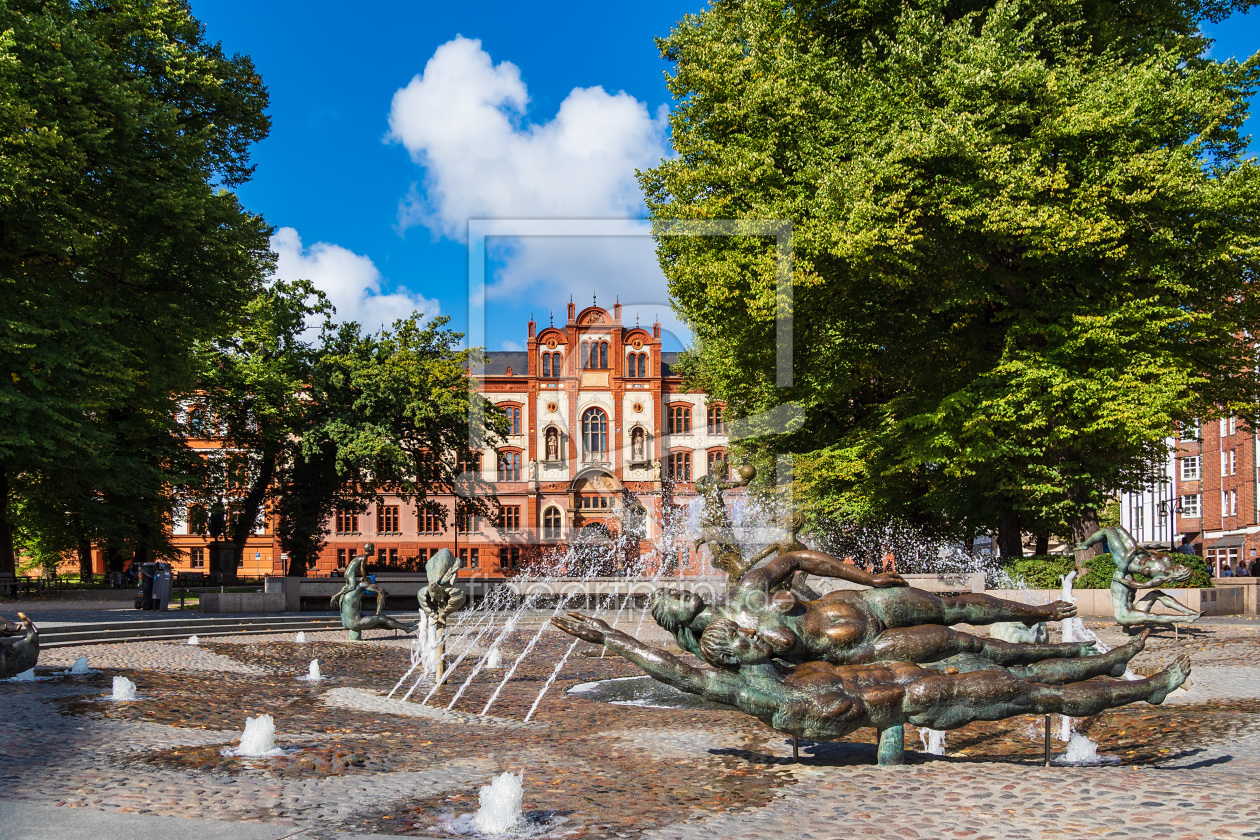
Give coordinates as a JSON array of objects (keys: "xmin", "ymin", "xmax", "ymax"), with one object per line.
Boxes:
[
  {"xmin": 333, "ymin": 543, "xmax": 419, "ymax": 641},
  {"xmin": 298, "ymin": 659, "xmax": 323, "ymax": 681},
  {"xmin": 1077, "ymin": 526, "xmax": 1202, "ymax": 633},
  {"xmin": 918, "ymin": 727, "xmax": 947, "ymax": 756},
  {"xmin": 187, "ymin": 635, "xmax": 199, "ymax": 645},
  {"xmin": 12, "ymin": 668, "xmax": 35, "ymax": 681},
  {"xmin": 70, "ymin": 656, "xmax": 90, "ymax": 674},
  {"xmin": 295, "ymin": 631, "xmax": 307, "ymax": 644},
  {"xmin": 471, "ymin": 771, "xmax": 525, "ymax": 835},
  {"xmin": 111, "ymin": 676, "xmax": 138, "ymax": 701},
  {"xmin": 0, "ymin": 613, "xmax": 40, "ymax": 679},
  {"xmin": 223, "ymin": 713, "xmax": 288, "ymax": 757},
  {"xmin": 486, "ymin": 645, "xmax": 502, "ymax": 669}
]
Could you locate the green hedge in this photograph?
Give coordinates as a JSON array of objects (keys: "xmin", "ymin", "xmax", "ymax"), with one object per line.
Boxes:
[{"xmin": 998, "ymin": 553, "xmax": 1211, "ymax": 590}]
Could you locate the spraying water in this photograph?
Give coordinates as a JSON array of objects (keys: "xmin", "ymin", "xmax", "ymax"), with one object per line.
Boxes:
[
  {"xmin": 472, "ymin": 771, "xmax": 525, "ymax": 835},
  {"xmin": 295, "ymin": 631, "xmax": 306, "ymax": 644},
  {"xmin": 918, "ymin": 727, "xmax": 947, "ymax": 755},
  {"xmin": 12, "ymin": 668, "xmax": 35, "ymax": 682},
  {"xmin": 486, "ymin": 645, "xmax": 502, "ymax": 669},
  {"xmin": 111, "ymin": 676, "xmax": 137, "ymax": 701},
  {"xmin": 298, "ymin": 659, "xmax": 322, "ymax": 681},
  {"xmin": 1059, "ymin": 731, "xmax": 1113, "ymax": 765},
  {"xmin": 224, "ymin": 713, "xmax": 287, "ymax": 757},
  {"xmin": 70, "ymin": 656, "xmax": 90, "ymax": 675},
  {"xmin": 187, "ymin": 635, "xmax": 199, "ymax": 646}
]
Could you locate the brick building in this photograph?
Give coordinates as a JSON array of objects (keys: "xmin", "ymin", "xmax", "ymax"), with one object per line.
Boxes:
[
  {"xmin": 160, "ymin": 301, "xmax": 730, "ymax": 581},
  {"xmin": 1121, "ymin": 416, "xmax": 1260, "ymax": 576}
]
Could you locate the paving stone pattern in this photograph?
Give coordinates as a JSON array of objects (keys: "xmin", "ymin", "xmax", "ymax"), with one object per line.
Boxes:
[{"xmin": 3, "ymin": 614, "xmax": 1260, "ymax": 838}]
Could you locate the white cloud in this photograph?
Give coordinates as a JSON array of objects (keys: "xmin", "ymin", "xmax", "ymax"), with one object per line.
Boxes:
[
  {"xmin": 270, "ymin": 227, "xmax": 440, "ymax": 334},
  {"xmin": 386, "ymin": 36, "xmax": 680, "ymax": 326},
  {"xmin": 500, "ymin": 339, "xmax": 524, "ymax": 351}
]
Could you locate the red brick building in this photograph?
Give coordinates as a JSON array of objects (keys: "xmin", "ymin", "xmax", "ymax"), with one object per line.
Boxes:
[
  {"xmin": 1171, "ymin": 417, "xmax": 1260, "ymax": 576},
  {"xmin": 152, "ymin": 300, "xmax": 725, "ymax": 582}
]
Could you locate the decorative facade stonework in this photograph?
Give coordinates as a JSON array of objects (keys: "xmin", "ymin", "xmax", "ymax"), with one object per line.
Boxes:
[{"xmin": 277, "ymin": 302, "xmax": 731, "ymax": 579}]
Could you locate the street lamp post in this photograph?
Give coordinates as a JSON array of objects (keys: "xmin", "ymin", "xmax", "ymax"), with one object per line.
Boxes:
[{"xmin": 1158, "ymin": 498, "xmax": 1183, "ymax": 553}]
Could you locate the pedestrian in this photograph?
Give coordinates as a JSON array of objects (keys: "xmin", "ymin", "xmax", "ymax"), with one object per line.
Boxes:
[
  {"xmin": 1222, "ymin": 563, "xmax": 1234, "ymax": 578},
  {"xmin": 1237, "ymin": 562, "xmax": 1250, "ymax": 577}
]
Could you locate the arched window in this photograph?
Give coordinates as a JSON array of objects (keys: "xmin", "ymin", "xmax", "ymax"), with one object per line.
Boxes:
[
  {"xmin": 542, "ymin": 353, "xmax": 551, "ymax": 378},
  {"xmin": 707, "ymin": 404, "xmax": 725, "ymax": 435},
  {"xmin": 627, "ymin": 351, "xmax": 647, "ymax": 378},
  {"xmin": 543, "ymin": 507, "xmax": 563, "ymax": 540},
  {"xmin": 582, "ymin": 408, "xmax": 608, "ymax": 456},
  {"xmin": 498, "ymin": 450, "xmax": 522, "ymax": 482},
  {"xmin": 668, "ymin": 451, "xmax": 692, "ymax": 482},
  {"xmin": 502, "ymin": 405, "xmax": 521, "ymax": 435},
  {"xmin": 581, "ymin": 342, "xmax": 590, "ymax": 369},
  {"xmin": 668, "ymin": 405, "xmax": 692, "ymax": 435},
  {"xmin": 599, "ymin": 341, "xmax": 608, "ymax": 369}
]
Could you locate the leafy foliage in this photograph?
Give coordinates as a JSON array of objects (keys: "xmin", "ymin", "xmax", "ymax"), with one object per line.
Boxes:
[
  {"xmin": 643, "ymin": 0, "xmax": 1260, "ymax": 549},
  {"xmin": 0, "ymin": 0, "xmax": 272, "ymax": 573}
]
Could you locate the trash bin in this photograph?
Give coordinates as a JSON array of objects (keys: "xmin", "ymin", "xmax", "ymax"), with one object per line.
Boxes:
[
  {"xmin": 134, "ymin": 562, "xmax": 172, "ymax": 610},
  {"xmin": 135, "ymin": 562, "xmax": 157, "ymax": 609},
  {"xmin": 152, "ymin": 562, "xmax": 173, "ymax": 610}
]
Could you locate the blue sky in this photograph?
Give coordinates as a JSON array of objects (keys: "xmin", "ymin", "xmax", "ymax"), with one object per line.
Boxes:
[{"xmin": 189, "ymin": 1, "xmax": 1260, "ymax": 353}]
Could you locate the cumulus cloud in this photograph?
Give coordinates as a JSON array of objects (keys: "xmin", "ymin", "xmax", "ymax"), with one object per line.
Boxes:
[
  {"xmin": 386, "ymin": 36, "xmax": 678, "ymax": 318},
  {"xmin": 271, "ymin": 227, "xmax": 440, "ymax": 334}
]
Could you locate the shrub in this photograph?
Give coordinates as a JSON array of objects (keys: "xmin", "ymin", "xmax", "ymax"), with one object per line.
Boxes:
[{"xmin": 999, "ymin": 552, "xmax": 1211, "ymax": 590}]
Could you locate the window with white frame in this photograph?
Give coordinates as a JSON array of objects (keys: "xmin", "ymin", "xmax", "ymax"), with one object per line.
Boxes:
[
  {"xmin": 1180, "ymin": 456, "xmax": 1200, "ymax": 480},
  {"xmin": 1181, "ymin": 494, "xmax": 1201, "ymax": 518},
  {"xmin": 1231, "ymin": 489, "xmax": 1238, "ymax": 516},
  {"xmin": 1221, "ymin": 418, "xmax": 1228, "ymax": 437},
  {"xmin": 1230, "ymin": 416, "xmax": 1238, "ymax": 435},
  {"xmin": 1222, "ymin": 451, "xmax": 1228, "ymax": 477}
]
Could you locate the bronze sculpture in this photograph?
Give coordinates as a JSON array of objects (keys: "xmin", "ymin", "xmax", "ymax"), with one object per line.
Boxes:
[
  {"xmin": 0, "ymin": 613, "xmax": 39, "ymax": 679},
  {"xmin": 652, "ymin": 549, "xmax": 1089, "ymax": 668},
  {"xmin": 554, "ymin": 612, "xmax": 1190, "ymax": 765},
  {"xmin": 1075, "ymin": 527, "xmax": 1201, "ymax": 632},
  {"xmin": 693, "ymin": 462, "xmax": 756, "ymax": 578},
  {"xmin": 331, "ymin": 544, "xmax": 417, "ymax": 641},
  {"xmin": 742, "ymin": 510, "xmax": 821, "ymax": 597},
  {"xmin": 418, "ymin": 547, "xmax": 468, "ymax": 680}
]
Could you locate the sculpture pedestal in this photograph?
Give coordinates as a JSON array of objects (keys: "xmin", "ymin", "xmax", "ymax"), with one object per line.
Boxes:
[{"xmin": 877, "ymin": 725, "xmax": 905, "ymax": 765}]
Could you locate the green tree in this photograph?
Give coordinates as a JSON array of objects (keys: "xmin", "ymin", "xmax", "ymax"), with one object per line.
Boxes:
[
  {"xmin": 297, "ymin": 315, "xmax": 507, "ymax": 572},
  {"xmin": 190, "ymin": 281, "xmax": 329, "ymax": 581},
  {"xmin": 643, "ymin": 0, "xmax": 1260, "ymax": 556},
  {"xmin": 0, "ymin": 0, "xmax": 272, "ymax": 575}
]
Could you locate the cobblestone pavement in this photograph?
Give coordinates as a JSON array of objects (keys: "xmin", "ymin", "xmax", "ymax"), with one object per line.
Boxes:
[{"xmin": 4, "ymin": 615, "xmax": 1260, "ymax": 839}]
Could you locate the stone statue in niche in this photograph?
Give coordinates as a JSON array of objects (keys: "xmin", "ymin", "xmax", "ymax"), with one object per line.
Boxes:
[
  {"xmin": 545, "ymin": 427, "xmax": 560, "ymax": 462},
  {"xmin": 527, "ymin": 459, "xmax": 537, "ymax": 480},
  {"xmin": 631, "ymin": 427, "xmax": 646, "ymax": 461}
]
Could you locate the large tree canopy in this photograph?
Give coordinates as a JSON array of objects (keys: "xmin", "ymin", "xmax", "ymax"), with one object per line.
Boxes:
[
  {"xmin": 0, "ymin": 0, "xmax": 272, "ymax": 574},
  {"xmin": 643, "ymin": 0, "xmax": 1260, "ymax": 553}
]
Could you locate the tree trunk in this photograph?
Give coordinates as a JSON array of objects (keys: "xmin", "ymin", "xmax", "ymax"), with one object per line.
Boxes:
[
  {"xmin": 229, "ymin": 443, "xmax": 277, "ymax": 581},
  {"xmin": 0, "ymin": 466, "xmax": 13, "ymax": 577},
  {"xmin": 106, "ymin": 544, "xmax": 124, "ymax": 574},
  {"xmin": 1035, "ymin": 532, "xmax": 1050, "ymax": 556},
  {"xmin": 1070, "ymin": 508, "xmax": 1101, "ymax": 574},
  {"xmin": 997, "ymin": 512, "xmax": 1023, "ymax": 558},
  {"xmin": 77, "ymin": 534, "xmax": 93, "ymax": 582}
]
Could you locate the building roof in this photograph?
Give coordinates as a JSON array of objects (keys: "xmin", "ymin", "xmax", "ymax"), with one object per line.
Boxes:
[{"xmin": 484, "ymin": 351, "xmax": 528, "ymax": 376}]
